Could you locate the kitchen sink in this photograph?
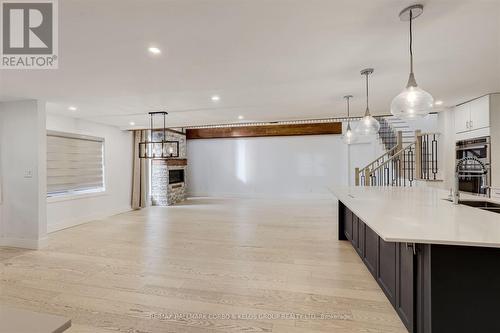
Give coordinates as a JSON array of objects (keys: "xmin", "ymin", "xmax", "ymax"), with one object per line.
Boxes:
[
  {"xmin": 458, "ymin": 200, "xmax": 500, "ymax": 209},
  {"xmin": 443, "ymin": 199, "xmax": 500, "ymax": 214}
]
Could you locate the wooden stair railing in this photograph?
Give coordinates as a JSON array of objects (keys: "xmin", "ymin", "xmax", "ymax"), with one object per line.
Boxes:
[
  {"xmin": 355, "ymin": 131, "xmax": 403, "ymax": 186},
  {"xmin": 365, "ymin": 142, "xmax": 416, "ymax": 187},
  {"xmin": 355, "ymin": 131, "xmax": 440, "ymax": 187}
]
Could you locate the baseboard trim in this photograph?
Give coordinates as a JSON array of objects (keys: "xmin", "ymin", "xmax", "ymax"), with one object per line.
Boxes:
[
  {"xmin": 47, "ymin": 206, "xmax": 132, "ymax": 233},
  {"xmin": 186, "ymin": 192, "xmax": 335, "ymax": 200},
  {"xmin": 0, "ymin": 236, "xmax": 48, "ymax": 250}
]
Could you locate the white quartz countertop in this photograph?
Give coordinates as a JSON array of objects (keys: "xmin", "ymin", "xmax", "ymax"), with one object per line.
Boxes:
[{"xmin": 332, "ymin": 187, "xmax": 500, "ymax": 248}]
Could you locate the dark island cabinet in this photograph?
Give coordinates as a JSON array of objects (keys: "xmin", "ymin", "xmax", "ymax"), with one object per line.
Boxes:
[
  {"xmin": 363, "ymin": 225, "xmax": 378, "ymax": 277},
  {"xmin": 377, "ymin": 238, "xmax": 397, "ymax": 306},
  {"xmin": 339, "ymin": 202, "xmax": 414, "ymax": 332},
  {"xmin": 355, "ymin": 216, "xmax": 364, "ymax": 256},
  {"xmin": 352, "ymin": 215, "xmax": 358, "ymax": 247},
  {"xmin": 341, "ymin": 206, "xmax": 352, "ymax": 241},
  {"xmin": 338, "ymin": 201, "xmax": 500, "ymax": 333},
  {"xmin": 396, "ymin": 243, "xmax": 415, "ymax": 331}
]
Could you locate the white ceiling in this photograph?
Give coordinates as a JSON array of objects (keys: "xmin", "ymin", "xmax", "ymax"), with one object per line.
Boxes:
[{"xmin": 1, "ymin": 0, "xmax": 499, "ymax": 129}]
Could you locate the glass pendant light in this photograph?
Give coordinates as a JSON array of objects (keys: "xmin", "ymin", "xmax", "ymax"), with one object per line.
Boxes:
[
  {"xmin": 391, "ymin": 4, "xmax": 434, "ymax": 119},
  {"xmin": 343, "ymin": 95, "xmax": 357, "ymax": 144},
  {"xmin": 354, "ymin": 68, "xmax": 380, "ymax": 136}
]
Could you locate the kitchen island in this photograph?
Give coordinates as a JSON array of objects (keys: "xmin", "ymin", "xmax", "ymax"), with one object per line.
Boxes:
[{"xmin": 333, "ymin": 187, "xmax": 500, "ymax": 333}]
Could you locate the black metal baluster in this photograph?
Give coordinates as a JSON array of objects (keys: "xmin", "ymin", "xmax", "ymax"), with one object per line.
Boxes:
[
  {"xmin": 389, "ymin": 160, "xmax": 394, "ymax": 186},
  {"xmin": 423, "ymin": 135, "xmax": 427, "ymax": 180},
  {"xmin": 432, "ymin": 134, "xmax": 438, "ymax": 180},
  {"xmin": 425, "ymin": 134, "xmax": 430, "ymax": 180},
  {"xmin": 397, "ymin": 157, "xmax": 400, "ymax": 186},
  {"xmin": 385, "ymin": 165, "xmax": 389, "ymax": 186},
  {"xmin": 408, "ymin": 146, "xmax": 414, "ymax": 186},
  {"xmin": 403, "ymin": 151, "xmax": 407, "ymax": 187}
]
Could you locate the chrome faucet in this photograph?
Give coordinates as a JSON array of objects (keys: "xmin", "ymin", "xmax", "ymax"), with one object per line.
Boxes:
[{"xmin": 454, "ymin": 157, "xmax": 488, "ymax": 205}]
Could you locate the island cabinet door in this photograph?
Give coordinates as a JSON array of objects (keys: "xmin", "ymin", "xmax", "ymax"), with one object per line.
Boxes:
[
  {"xmin": 355, "ymin": 218, "xmax": 365, "ymax": 257},
  {"xmin": 363, "ymin": 225, "xmax": 378, "ymax": 277},
  {"xmin": 377, "ymin": 239, "xmax": 397, "ymax": 306},
  {"xmin": 343, "ymin": 207, "xmax": 353, "ymax": 241},
  {"xmin": 396, "ymin": 243, "xmax": 415, "ymax": 333},
  {"xmin": 352, "ymin": 216, "xmax": 358, "ymax": 248}
]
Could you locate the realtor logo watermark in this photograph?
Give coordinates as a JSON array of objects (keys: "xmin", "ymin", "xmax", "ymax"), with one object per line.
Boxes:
[{"xmin": 1, "ymin": 0, "xmax": 58, "ymax": 69}]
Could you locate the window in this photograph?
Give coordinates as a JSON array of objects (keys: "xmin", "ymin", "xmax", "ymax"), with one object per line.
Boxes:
[{"xmin": 47, "ymin": 131, "xmax": 105, "ymax": 197}]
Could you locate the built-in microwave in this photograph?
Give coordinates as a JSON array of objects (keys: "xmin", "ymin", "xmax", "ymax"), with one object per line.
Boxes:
[{"xmin": 456, "ymin": 136, "xmax": 491, "ymax": 195}]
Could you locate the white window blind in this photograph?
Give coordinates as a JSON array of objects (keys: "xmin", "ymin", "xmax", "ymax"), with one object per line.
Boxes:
[{"xmin": 47, "ymin": 131, "xmax": 105, "ymax": 196}]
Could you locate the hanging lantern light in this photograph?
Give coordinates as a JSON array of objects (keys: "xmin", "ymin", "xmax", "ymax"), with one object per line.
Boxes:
[
  {"xmin": 391, "ymin": 4, "xmax": 434, "ymax": 119},
  {"xmin": 138, "ymin": 111, "xmax": 180, "ymax": 159},
  {"xmin": 354, "ymin": 68, "xmax": 380, "ymax": 136},
  {"xmin": 342, "ymin": 95, "xmax": 357, "ymax": 144}
]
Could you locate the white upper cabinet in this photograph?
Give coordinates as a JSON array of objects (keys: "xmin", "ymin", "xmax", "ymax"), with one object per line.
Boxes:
[
  {"xmin": 454, "ymin": 95, "xmax": 490, "ymax": 135},
  {"xmin": 469, "ymin": 95, "xmax": 490, "ymax": 130},
  {"xmin": 454, "ymin": 103, "xmax": 470, "ymax": 133}
]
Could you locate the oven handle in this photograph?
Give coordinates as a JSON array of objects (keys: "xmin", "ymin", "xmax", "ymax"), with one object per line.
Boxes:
[{"xmin": 455, "ymin": 145, "xmax": 489, "ymax": 151}]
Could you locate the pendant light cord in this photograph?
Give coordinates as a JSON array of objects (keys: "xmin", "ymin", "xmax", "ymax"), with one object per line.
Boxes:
[
  {"xmin": 346, "ymin": 97, "xmax": 350, "ymax": 121},
  {"xmin": 345, "ymin": 96, "xmax": 351, "ymax": 126},
  {"xmin": 409, "ymin": 9, "xmax": 413, "ymax": 74}
]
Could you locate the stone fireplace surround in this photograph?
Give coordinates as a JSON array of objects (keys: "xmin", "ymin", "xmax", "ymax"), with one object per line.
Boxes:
[
  {"xmin": 151, "ymin": 159, "xmax": 187, "ymax": 206},
  {"xmin": 150, "ymin": 129, "xmax": 187, "ymax": 206}
]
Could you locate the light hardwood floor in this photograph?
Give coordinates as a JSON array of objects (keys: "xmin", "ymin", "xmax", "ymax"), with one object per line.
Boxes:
[{"xmin": 0, "ymin": 198, "xmax": 407, "ymax": 333}]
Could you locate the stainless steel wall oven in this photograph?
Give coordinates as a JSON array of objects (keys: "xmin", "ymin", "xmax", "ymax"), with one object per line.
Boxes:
[{"xmin": 456, "ymin": 136, "xmax": 491, "ymax": 195}]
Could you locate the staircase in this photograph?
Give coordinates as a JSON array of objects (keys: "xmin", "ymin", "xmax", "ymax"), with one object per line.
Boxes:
[
  {"xmin": 378, "ymin": 116, "xmax": 415, "ymax": 150},
  {"xmin": 355, "ymin": 116, "xmax": 440, "ymax": 187}
]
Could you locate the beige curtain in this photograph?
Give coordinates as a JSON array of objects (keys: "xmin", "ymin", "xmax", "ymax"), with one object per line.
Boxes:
[{"xmin": 132, "ymin": 130, "xmax": 149, "ymax": 209}]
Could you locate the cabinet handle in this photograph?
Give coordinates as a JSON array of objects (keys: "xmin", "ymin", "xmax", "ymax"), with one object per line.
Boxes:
[
  {"xmin": 406, "ymin": 242, "xmax": 417, "ymax": 255},
  {"xmin": 470, "ymin": 120, "xmax": 473, "ymax": 129}
]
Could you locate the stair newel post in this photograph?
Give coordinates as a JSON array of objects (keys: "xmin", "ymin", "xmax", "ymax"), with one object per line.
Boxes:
[
  {"xmin": 397, "ymin": 131, "xmax": 403, "ymax": 152},
  {"xmin": 415, "ymin": 130, "xmax": 422, "ymax": 180},
  {"xmin": 355, "ymin": 167, "xmax": 360, "ymax": 186},
  {"xmin": 364, "ymin": 168, "xmax": 371, "ymax": 186}
]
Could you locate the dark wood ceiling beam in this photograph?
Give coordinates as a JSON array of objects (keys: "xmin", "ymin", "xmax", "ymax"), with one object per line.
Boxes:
[{"xmin": 186, "ymin": 123, "xmax": 342, "ymax": 140}]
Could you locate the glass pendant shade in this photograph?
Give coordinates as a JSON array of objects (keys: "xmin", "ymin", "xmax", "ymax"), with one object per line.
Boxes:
[
  {"xmin": 391, "ymin": 74, "xmax": 433, "ymax": 119},
  {"xmin": 342, "ymin": 95, "xmax": 357, "ymax": 144},
  {"xmin": 354, "ymin": 68, "xmax": 380, "ymax": 136},
  {"xmin": 391, "ymin": 5, "xmax": 433, "ymax": 119},
  {"xmin": 354, "ymin": 113, "xmax": 380, "ymax": 136},
  {"xmin": 343, "ymin": 123, "xmax": 357, "ymax": 144}
]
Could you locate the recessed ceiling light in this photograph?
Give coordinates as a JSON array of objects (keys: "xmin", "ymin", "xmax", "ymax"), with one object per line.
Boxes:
[
  {"xmin": 211, "ymin": 95, "xmax": 220, "ymax": 102},
  {"xmin": 148, "ymin": 47, "xmax": 161, "ymax": 55},
  {"xmin": 238, "ymin": 115, "xmax": 244, "ymax": 120},
  {"xmin": 435, "ymin": 100, "xmax": 443, "ymax": 106},
  {"xmin": 129, "ymin": 121, "xmax": 136, "ymax": 126},
  {"xmin": 68, "ymin": 106, "xmax": 77, "ymax": 111}
]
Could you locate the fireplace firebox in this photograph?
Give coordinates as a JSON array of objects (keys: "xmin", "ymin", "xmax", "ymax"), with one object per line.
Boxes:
[{"xmin": 169, "ymin": 169, "xmax": 185, "ymax": 184}]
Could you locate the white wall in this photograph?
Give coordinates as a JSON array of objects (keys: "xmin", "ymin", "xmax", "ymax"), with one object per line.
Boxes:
[
  {"xmin": 406, "ymin": 114, "xmax": 439, "ymax": 134},
  {"xmin": 348, "ymin": 141, "xmax": 384, "ymax": 186},
  {"xmin": 46, "ymin": 114, "xmax": 133, "ymax": 232},
  {"xmin": 345, "ymin": 121, "xmax": 385, "ymax": 186},
  {"xmin": 187, "ymin": 133, "xmax": 382, "ymax": 199},
  {"xmin": 436, "ymin": 108, "xmax": 456, "ymax": 190},
  {"xmin": 490, "ymin": 94, "xmax": 500, "ymax": 189},
  {"xmin": 0, "ymin": 100, "xmax": 47, "ymax": 249}
]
